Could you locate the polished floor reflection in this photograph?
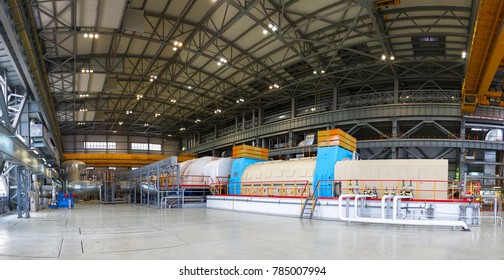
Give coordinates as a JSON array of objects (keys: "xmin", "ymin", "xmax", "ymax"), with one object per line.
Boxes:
[{"xmin": 0, "ymin": 202, "xmax": 502, "ymax": 260}]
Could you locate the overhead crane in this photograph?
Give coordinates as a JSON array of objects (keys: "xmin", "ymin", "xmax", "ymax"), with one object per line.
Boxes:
[{"xmin": 462, "ymin": 0, "xmax": 504, "ymax": 113}]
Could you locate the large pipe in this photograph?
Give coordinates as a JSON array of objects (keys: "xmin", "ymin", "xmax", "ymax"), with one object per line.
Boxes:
[
  {"xmin": 392, "ymin": 195, "xmax": 413, "ymax": 221},
  {"xmin": 341, "ymin": 216, "xmax": 469, "ymax": 230},
  {"xmin": 67, "ymin": 181, "xmax": 101, "ymax": 196},
  {"xmin": 338, "ymin": 194, "xmax": 357, "ymax": 221},
  {"xmin": 338, "ymin": 194, "xmax": 469, "ymax": 230},
  {"xmin": 354, "ymin": 194, "xmax": 373, "ymax": 218},
  {"xmin": 381, "ymin": 195, "xmax": 394, "ymax": 219},
  {"xmin": 140, "ymin": 182, "xmax": 157, "ymax": 195},
  {"xmin": 482, "ymin": 195, "xmax": 501, "ymax": 225}
]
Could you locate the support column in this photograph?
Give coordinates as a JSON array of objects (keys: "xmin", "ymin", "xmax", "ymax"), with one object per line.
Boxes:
[
  {"xmin": 394, "ymin": 78, "xmax": 399, "ymax": 103},
  {"xmin": 0, "ymin": 160, "xmax": 5, "ymax": 175},
  {"xmin": 242, "ymin": 113, "xmax": 245, "ymax": 131},
  {"xmin": 258, "ymin": 108, "xmax": 263, "ymax": 126},
  {"xmin": 288, "ymin": 130, "xmax": 293, "ymax": 147},
  {"xmin": 252, "ymin": 110, "xmax": 256, "ymax": 128},
  {"xmin": 460, "ymin": 118, "xmax": 466, "ymax": 140},
  {"xmin": 291, "ymin": 96, "xmax": 296, "ymax": 118},
  {"xmin": 459, "ymin": 148, "xmax": 467, "ymax": 174},
  {"xmin": 214, "ymin": 124, "xmax": 218, "ymax": 139},
  {"xmin": 333, "ymin": 87, "xmax": 338, "ymax": 110},
  {"xmin": 235, "ymin": 116, "xmax": 238, "ymax": 133},
  {"xmin": 15, "ymin": 166, "xmax": 30, "ymax": 218},
  {"xmin": 392, "ymin": 117, "xmax": 398, "ymax": 138}
]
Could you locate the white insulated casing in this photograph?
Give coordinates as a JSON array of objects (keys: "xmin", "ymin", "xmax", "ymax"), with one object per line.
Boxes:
[
  {"xmin": 203, "ymin": 158, "xmax": 233, "ymax": 184},
  {"xmin": 180, "ymin": 157, "xmax": 233, "ymax": 185},
  {"xmin": 334, "ymin": 159, "xmax": 449, "ymax": 200}
]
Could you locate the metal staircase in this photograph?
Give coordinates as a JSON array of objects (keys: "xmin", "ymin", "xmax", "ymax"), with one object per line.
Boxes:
[
  {"xmin": 300, "ymin": 183, "xmax": 319, "ymax": 219},
  {"xmin": 300, "ymin": 197, "xmax": 318, "ymax": 219}
]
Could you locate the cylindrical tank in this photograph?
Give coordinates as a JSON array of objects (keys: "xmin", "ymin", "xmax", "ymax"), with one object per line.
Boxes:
[
  {"xmin": 62, "ymin": 160, "xmax": 87, "ymax": 182},
  {"xmin": 67, "ymin": 181, "xmax": 101, "ymax": 196},
  {"xmin": 240, "ymin": 158, "xmax": 316, "ymax": 196},
  {"xmin": 40, "ymin": 185, "xmax": 63, "ymax": 198},
  {"xmin": 140, "ymin": 181, "xmax": 157, "ymax": 195},
  {"xmin": 117, "ymin": 181, "xmax": 135, "ymax": 193}
]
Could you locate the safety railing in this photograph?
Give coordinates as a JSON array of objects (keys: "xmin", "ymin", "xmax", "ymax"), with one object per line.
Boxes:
[
  {"xmin": 227, "ymin": 180, "xmax": 310, "ymax": 197},
  {"xmin": 220, "ymin": 178, "xmax": 473, "ymax": 201},
  {"xmin": 312, "ymin": 179, "xmax": 471, "ymax": 201},
  {"xmin": 165, "ymin": 174, "xmax": 214, "ymax": 188},
  {"xmin": 210, "ymin": 176, "xmax": 230, "ymax": 195}
]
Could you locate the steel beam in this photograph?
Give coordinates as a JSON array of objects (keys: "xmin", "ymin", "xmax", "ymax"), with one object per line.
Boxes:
[{"xmin": 14, "ymin": 166, "xmax": 30, "ymax": 218}]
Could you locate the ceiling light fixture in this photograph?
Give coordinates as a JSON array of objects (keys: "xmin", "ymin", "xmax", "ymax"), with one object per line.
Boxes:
[
  {"xmin": 195, "ymin": 119, "xmax": 201, "ymax": 123},
  {"xmin": 167, "ymin": 134, "xmax": 172, "ymax": 137},
  {"xmin": 170, "ymin": 99, "xmax": 177, "ymax": 103},
  {"xmin": 118, "ymin": 122, "xmax": 124, "ymax": 125},
  {"xmin": 320, "ymin": 70, "xmax": 325, "ymax": 74},
  {"xmin": 180, "ymin": 127, "xmax": 186, "ymax": 131},
  {"xmin": 214, "ymin": 109, "xmax": 221, "ymax": 114},
  {"xmin": 217, "ymin": 57, "xmax": 228, "ymax": 66},
  {"xmin": 144, "ymin": 123, "xmax": 149, "ymax": 127},
  {"xmin": 155, "ymin": 113, "xmax": 161, "ymax": 117},
  {"xmin": 83, "ymin": 33, "xmax": 99, "ymax": 39},
  {"xmin": 150, "ymin": 75, "xmax": 157, "ymax": 82},
  {"xmin": 381, "ymin": 54, "xmax": 387, "ymax": 60},
  {"xmin": 126, "ymin": 110, "xmax": 133, "ymax": 114},
  {"xmin": 268, "ymin": 22, "xmax": 278, "ymax": 32},
  {"xmin": 269, "ymin": 83, "xmax": 280, "ymax": 90},
  {"xmin": 136, "ymin": 94, "xmax": 143, "ymax": 100},
  {"xmin": 462, "ymin": 51, "xmax": 467, "ymax": 59},
  {"xmin": 263, "ymin": 29, "xmax": 268, "ymax": 35},
  {"xmin": 79, "ymin": 108, "xmax": 88, "ymax": 112},
  {"xmin": 187, "ymin": 85, "xmax": 193, "ymax": 90},
  {"xmin": 390, "ymin": 55, "xmax": 395, "ymax": 61}
]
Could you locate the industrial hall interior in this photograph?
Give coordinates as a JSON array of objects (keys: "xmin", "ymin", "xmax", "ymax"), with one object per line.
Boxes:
[{"xmin": 0, "ymin": 0, "xmax": 504, "ymax": 260}]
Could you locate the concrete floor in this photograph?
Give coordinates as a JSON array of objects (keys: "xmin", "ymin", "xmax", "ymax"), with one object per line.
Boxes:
[{"xmin": 0, "ymin": 202, "xmax": 503, "ymax": 260}]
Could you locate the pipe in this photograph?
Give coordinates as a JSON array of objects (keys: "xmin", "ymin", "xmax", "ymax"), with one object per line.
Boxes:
[
  {"xmin": 354, "ymin": 195, "xmax": 373, "ymax": 218},
  {"xmin": 338, "ymin": 194, "xmax": 469, "ymax": 230},
  {"xmin": 67, "ymin": 181, "xmax": 101, "ymax": 197},
  {"xmin": 393, "ymin": 195, "xmax": 413, "ymax": 221},
  {"xmin": 338, "ymin": 194, "xmax": 357, "ymax": 221},
  {"xmin": 339, "ymin": 216, "xmax": 470, "ymax": 230},
  {"xmin": 482, "ymin": 195, "xmax": 501, "ymax": 225},
  {"xmin": 381, "ymin": 195, "xmax": 394, "ymax": 219}
]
